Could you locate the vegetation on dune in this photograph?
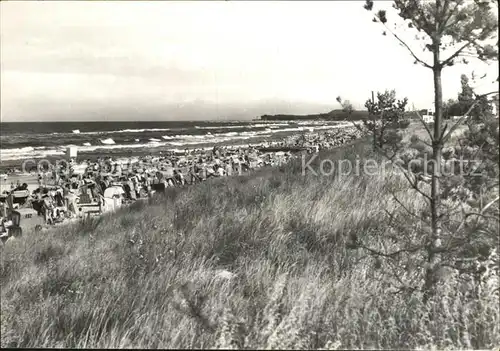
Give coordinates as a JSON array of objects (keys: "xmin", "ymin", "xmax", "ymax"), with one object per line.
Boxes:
[{"xmin": 1, "ymin": 134, "xmax": 499, "ymax": 349}]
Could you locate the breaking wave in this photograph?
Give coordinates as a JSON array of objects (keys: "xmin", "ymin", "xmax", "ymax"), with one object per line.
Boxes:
[
  {"xmin": 0, "ymin": 121, "xmax": 349, "ymax": 162},
  {"xmin": 52, "ymin": 128, "xmax": 173, "ymax": 135}
]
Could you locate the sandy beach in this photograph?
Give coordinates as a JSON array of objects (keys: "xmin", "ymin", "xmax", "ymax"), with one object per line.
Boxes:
[{"xmin": 1, "ymin": 174, "xmax": 42, "ymax": 193}]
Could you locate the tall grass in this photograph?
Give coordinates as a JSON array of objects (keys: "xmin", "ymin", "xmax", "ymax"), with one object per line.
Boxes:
[{"xmin": 1, "ymin": 138, "xmax": 499, "ymax": 349}]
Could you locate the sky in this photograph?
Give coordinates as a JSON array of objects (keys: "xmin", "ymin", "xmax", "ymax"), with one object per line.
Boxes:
[{"xmin": 1, "ymin": 1, "xmax": 498, "ymax": 121}]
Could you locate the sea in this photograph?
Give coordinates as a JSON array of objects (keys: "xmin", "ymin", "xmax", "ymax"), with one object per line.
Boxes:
[{"xmin": 0, "ymin": 120, "xmax": 349, "ymax": 164}]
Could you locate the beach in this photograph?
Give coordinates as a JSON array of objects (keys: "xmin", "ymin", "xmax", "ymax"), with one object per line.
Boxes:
[
  {"xmin": 0, "ymin": 120, "xmax": 359, "ymax": 197},
  {"xmin": 0, "ymin": 120, "xmax": 353, "ymax": 167},
  {"xmin": 0, "ymin": 125, "xmax": 362, "ymax": 232},
  {"xmin": 0, "ymin": 174, "xmax": 40, "ymax": 193}
]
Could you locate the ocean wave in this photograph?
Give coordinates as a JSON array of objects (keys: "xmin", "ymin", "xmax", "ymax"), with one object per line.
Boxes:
[
  {"xmin": 194, "ymin": 122, "xmax": 289, "ymax": 130},
  {"xmin": 100, "ymin": 138, "xmax": 116, "ymax": 145},
  {"xmin": 1, "ymin": 128, "xmax": 295, "ymax": 161},
  {"xmin": 51, "ymin": 127, "xmax": 173, "ymax": 136},
  {"xmin": 195, "ymin": 125, "xmax": 244, "ymax": 130},
  {"xmin": 120, "ymin": 128, "xmax": 171, "ymax": 133},
  {"xmin": 81, "ymin": 142, "xmax": 168, "ymax": 152},
  {"xmin": 1, "ymin": 148, "xmax": 66, "ymax": 161},
  {"xmin": 268, "ymin": 124, "xmax": 351, "ymax": 133},
  {"xmin": 249, "ymin": 123, "xmax": 290, "ymax": 128},
  {"xmin": 42, "ymin": 123, "xmax": 296, "ymax": 139},
  {"xmin": 296, "ymin": 121, "xmax": 330, "ymax": 125},
  {"xmin": 221, "ymin": 132, "xmax": 238, "ymax": 137},
  {"xmin": 270, "ymin": 127, "xmax": 305, "ymax": 133},
  {"xmin": 310, "ymin": 123, "xmax": 352, "ymax": 131},
  {"xmin": 168, "ymin": 136, "xmax": 252, "ymax": 146},
  {"xmin": 162, "ymin": 134, "xmax": 207, "ymax": 140},
  {"xmin": 0, "ymin": 134, "xmax": 284, "ymax": 162},
  {"xmin": 2, "ymin": 147, "xmax": 36, "ymax": 154},
  {"xmin": 2, "ymin": 140, "xmax": 186, "ymax": 161},
  {"xmin": 0, "ymin": 122, "xmax": 346, "ymax": 162},
  {"xmin": 158, "ymin": 129, "xmax": 274, "ymax": 141},
  {"xmin": 240, "ymin": 130, "xmax": 272, "ymax": 136}
]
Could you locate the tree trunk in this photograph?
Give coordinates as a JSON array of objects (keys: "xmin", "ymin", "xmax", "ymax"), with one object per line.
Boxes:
[
  {"xmin": 424, "ymin": 36, "xmax": 444, "ymax": 304},
  {"xmin": 372, "ymin": 91, "xmax": 377, "ymax": 151},
  {"xmin": 431, "ymin": 66, "xmax": 443, "ymax": 240}
]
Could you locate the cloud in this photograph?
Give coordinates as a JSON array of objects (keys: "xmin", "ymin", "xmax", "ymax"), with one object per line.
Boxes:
[{"xmin": 1, "ymin": 1, "xmax": 498, "ymax": 121}]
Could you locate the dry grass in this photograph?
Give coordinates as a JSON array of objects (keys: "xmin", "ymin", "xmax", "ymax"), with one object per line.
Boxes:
[{"xmin": 1, "ymin": 138, "xmax": 499, "ymax": 349}]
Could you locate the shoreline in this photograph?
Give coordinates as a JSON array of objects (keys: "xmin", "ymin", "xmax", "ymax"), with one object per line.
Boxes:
[
  {"xmin": 0, "ymin": 122, "xmax": 356, "ymax": 170},
  {"xmin": 0, "ymin": 128, "xmax": 364, "ymax": 235},
  {"xmin": 0, "ymin": 124, "xmax": 359, "ymax": 172},
  {"xmin": 1, "ymin": 137, "xmax": 366, "ymax": 238}
]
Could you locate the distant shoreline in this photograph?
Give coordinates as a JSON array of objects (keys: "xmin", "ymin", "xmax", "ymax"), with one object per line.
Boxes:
[{"xmin": 259, "ymin": 110, "xmax": 369, "ymax": 121}]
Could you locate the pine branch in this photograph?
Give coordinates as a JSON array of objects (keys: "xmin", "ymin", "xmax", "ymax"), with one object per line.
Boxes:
[
  {"xmin": 375, "ymin": 143, "xmax": 433, "ymax": 201},
  {"xmin": 441, "ymin": 90, "xmax": 499, "ymax": 143},
  {"xmin": 480, "ymin": 195, "xmax": 499, "ymax": 213},
  {"xmin": 441, "ymin": 41, "xmax": 474, "ymax": 67},
  {"xmin": 440, "ymin": 1, "xmax": 461, "ymax": 35},
  {"xmin": 373, "ymin": 13, "xmax": 433, "ymax": 69},
  {"xmin": 389, "ymin": 188, "xmax": 432, "ymax": 227},
  {"xmin": 358, "ymin": 241, "xmax": 425, "ymax": 259}
]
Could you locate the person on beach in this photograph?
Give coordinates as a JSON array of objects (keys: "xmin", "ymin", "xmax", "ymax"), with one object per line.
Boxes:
[
  {"xmin": 216, "ymin": 164, "xmax": 225, "ymax": 177},
  {"xmin": 198, "ymin": 162, "xmax": 207, "ymax": 181},
  {"xmin": 225, "ymin": 159, "xmax": 233, "ymax": 177},
  {"xmin": 174, "ymin": 169, "xmax": 185, "ymax": 186},
  {"xmin": 206, "ymin": 164, "xmax": 216, "ymax": 179},
  {"xmin": 188, "ymin": 164, "xmax": 199, "ymax": 185},
  {"xmin": 115, "ymin": 163, "xmax": 122, "ymax": 176},
  {"xmin": 131, "ymin": 175, "xmax": 140, "ymax": 197},
  {"xmin": 240, "ymin": 156, "xmax": 249, "ymax": 174},
  {"xmin": 41, "ymin": 189, "xmax": 56, "ymax": 224},
  {"xmin": 31, "ymin": 189, "xmax": 44, "ymax": 215},
  {"xmin": 54, "ymin": 188, "xmax": 65, "ymax": 208},
  {"xmin": 163, "ymin": 162, "xmax": 175, "ymax": 187},
  {"xmin": 127, "ymin": 178, "xmax": 137, "ymax": 200},
  {"xmin": 66, "ymin": 184, "xmax": 79, "ymax": 217}
]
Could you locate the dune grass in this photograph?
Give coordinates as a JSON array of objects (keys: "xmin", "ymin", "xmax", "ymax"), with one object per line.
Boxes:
[{"xmin": 1, "ymin": 137, "xmax": 499, "ymax": 349}]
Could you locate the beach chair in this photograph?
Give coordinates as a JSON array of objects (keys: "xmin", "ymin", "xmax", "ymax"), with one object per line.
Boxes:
[
  {"xmin": 11, "ymin": 190, "xmax": 31, "ymax": 207},
  {"xmin": 102, "ymin": 186, "xmax": 125, "ymax": 212},
  {"xmin": 78, "ymin": 193, "xmax": 92, "ymax": 205},
  {"xmin": 128, "ymin": 182, "xmax": 137, "ymax": 200},
  {"xmin": 151, "ymin": 181, "xmax": 166, "ymax": 193}
]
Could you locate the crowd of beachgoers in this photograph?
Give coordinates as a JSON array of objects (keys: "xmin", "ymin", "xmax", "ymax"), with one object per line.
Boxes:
[{"xmin": 0, "ymin": 126, "xmax": 362, "ymax": 235}]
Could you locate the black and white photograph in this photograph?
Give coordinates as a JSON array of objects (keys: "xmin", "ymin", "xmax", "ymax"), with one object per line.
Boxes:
[{"xmin": 1, "ymin": 0, "xmax": 499, "ymax": 349}]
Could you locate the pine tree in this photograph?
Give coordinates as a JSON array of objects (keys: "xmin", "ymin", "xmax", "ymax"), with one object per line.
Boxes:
[{"xmin": 363, "ymin": 0, "xmax": 498, "ymax": 301}]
